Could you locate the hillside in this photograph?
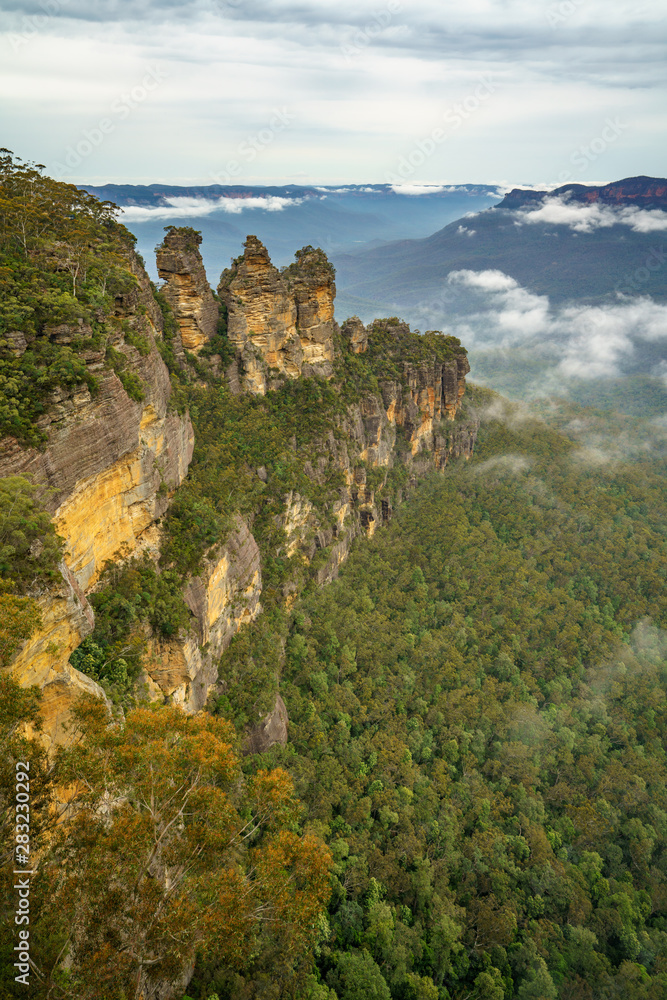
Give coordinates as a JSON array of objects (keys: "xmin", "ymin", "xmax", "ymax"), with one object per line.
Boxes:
[
  {"xmin": 0, "ymin": 154, "xmax": 479, "ymax": 998},
  {"xmin": 3, "ymin": 157, "xmax": 667, "ymax": 1000}
]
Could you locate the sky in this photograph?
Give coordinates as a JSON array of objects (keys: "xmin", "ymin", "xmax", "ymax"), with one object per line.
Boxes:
[{"xmin": 1, "ymin": 0, "xmax": 665, "ymax": 186}]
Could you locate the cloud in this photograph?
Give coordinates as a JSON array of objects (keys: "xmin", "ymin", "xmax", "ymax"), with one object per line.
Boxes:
[
  {"xmin": 390, "ymin": 184, "xmax": 448, "ymax": 196},
  {"xmin": 2, "ymin": 0, "xmax": 665, "ymax": 185},
  {"xmin": 518, "ymin": 196, "xmax": 667, "ymax": 234},
  {"xmin": 477, "ymin": 396, "xmax": 541, "ymax": 430},
  {"xmin": 426, "ymin": 269, "xmax": 667, "ymax": 386},
  {"xmin": 449, "ymin": 269, "xmax": 517, "ymax": 292},
  {"xmin": 120, "ymin": 194, "xmax": 305, "ymax": 221},
  {"xmin": 469, "ymin": 454, "xmax": 532, "ymax": 477},
  {"xmin": 448, "ymin": 269, "xmax": 551, "ymax": 340},
  {"xmin": 457, "ymin": 225, "xmax": 476, "ymax": 236}
]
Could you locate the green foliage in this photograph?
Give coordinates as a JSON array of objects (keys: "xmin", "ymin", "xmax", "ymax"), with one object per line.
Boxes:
[
  {"xmin": 214, "ymin": 401, "xmax": 667, "ymax": 999},
  {"xmin": 0, "ymin": 149, "xmax": 148, "ymax": 443},
  {"xmin": 70, "ymin": 555, "xmax": 191, "ymax": 704},
  {"xmin": 0, "ymin": 594, "xmax": 42, "ymax": 667},
  {"xmin": 0, "ymin": 475, "xmax": 63, "ymax": 592},
  {"xmin": 0, "ymin": 338, "xmax": 99, "ymax": 446},
  {"xmin": 327, "ymin": 950, "xmax": 391, "ymax": 1000},
  {"xmin": 215, "ymin": 607, "xmax": 287, "ymax": 728},
  {"xmin": 161, "ymin": 488, "xmax": 226, "ymax": 578},
  {"xmin": 0, "ymin": 697, "xmax": 331, "ymax": 1000},
  {"xmin": 105, "ymin": 345, "xmax": 145, "ymax": 401},
  {"xmin": 0, "ymin": 675, "xmax": 52, "ymax": 995}
]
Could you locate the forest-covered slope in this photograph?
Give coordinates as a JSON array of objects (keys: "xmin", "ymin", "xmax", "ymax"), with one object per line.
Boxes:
[
  {"xmin": 2, "ymin": 153, "xmax": 667, "ymax": 1000},
  {"xmin": 189, "ymin": 397, "xmax": 667, "ymax": 1000}
]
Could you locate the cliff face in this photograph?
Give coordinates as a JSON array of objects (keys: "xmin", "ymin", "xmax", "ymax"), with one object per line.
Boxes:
[
  {"xmin": 499, "ymin": 175, "xmax": 667, "ymax": 211},
  {"xmin": 156, "ymin": 228, "xmax": 219, "ymax": 353},
  {"xmin": 143, "ymin": 517, "xmax": 262, "ymax": 712},
  {"xmin": 218, "ymin": 237, "xmax": 335, "ymax": 394},
  {"xmin": 341, "ymin": 317, "xmax": 473, "ymax": 464},
  {"xmin": 8, "ymin": 565, "xmax": 109, "ymax": 746},
  {"xmin": 2, "ymin": 253, "xmax": 194, "ymax": 741}
]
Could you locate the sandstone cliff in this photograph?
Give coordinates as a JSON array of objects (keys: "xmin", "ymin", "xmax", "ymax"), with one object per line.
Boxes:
[
  {"xmin": 218, "ymin": 237, "xmax": 336, "ymax": 394},
  {"xmin": 143, "ymin": 517, "xmax": 262, "ymax": 712},
  {"xmin": 1, "ymin": 252, "xmax": 194, "ymax": 741},
  {"xmin": 8, "ymin": 564, "xmax": 109, "ymax": 746},
  {"xmin": 156, "ymin": 227, "xmax": 219, "ymax": 354},
  {"xmin": 1, "ymin": 227, "xmax": 478, "ymax": 755}
]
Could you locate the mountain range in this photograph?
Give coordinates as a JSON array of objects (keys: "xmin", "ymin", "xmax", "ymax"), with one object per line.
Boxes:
[
  {"xmin": 332, "ymin": 176, "xmax": 667, "ymax": 322},
  {"xmin": 81, "ymin": 182, "xmax": 501, "ymax": 282}
]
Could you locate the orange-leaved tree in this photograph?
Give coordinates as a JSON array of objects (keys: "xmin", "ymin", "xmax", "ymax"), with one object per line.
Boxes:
[{"xmin": 33, "ymin": 697, "xmax": 331, "ymax": 1000}]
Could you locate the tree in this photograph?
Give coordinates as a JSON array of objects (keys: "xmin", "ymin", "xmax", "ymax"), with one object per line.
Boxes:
[
  {"xmin": 327, "ymin": 950, "xmax": 391, "ymax": 1000},
  {"xmin": 0, "ymin": 476, "xmax": 63, "ymax": 593},
  {"xmin": 29, "ymin": 698, "xmax": 331, "ymax": 1000}
]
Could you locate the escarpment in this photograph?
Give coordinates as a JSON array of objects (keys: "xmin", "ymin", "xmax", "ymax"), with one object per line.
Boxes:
[
  {"xmin": 1, "ymin": 249, "xmax": 194, "ymax": 742},
  {"xmin": 3, "ymin": 221, "xmax": 478, "ymax": 755}
]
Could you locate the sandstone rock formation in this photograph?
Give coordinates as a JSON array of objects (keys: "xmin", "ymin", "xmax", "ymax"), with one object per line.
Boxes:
[
  {"xmin": 245, "ymin": 693, "xmax": 289, "ymax": 754},
  {"xmin": 341, "ymin": 316, "xmax": 368, "ymax": 354},
  {"xmin": 283, "ymin": 246, "xmax": 336, "ymax": 378},
  {"xmin": 156, "ymin": 227, "xmax": 219, "ymax": 353},
  {"xmin": 218, "ymin": 237, "xmax": 335, "ymax": 394},
  {"xmin": 143, "ymin": 517, "xmax": 262, "ymax": 712},
  {"xmin": 2, "ymin": 227, "xmax": 478, "ymax": 752},
  {"xmin": 8, "ymin": 564, "xmax": 109, "ymax": 746}
]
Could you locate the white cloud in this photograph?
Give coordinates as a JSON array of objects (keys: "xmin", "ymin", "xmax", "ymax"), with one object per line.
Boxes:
[
  {"xmin": 390, "ymin": 184, "xmax": 448, "ymax": 196},
  {"xmin": 470, "ymin": 454, "xmax": 532, "ymax": 476},
  {"xmin": 448, "ymin": 268, "xmax": 518, "ymax": 292},
  {"xmin": 519, "ymin": 196, "xmax": 667, "ymax": 234},
  {"xmin": 120, "ymin": 194, "xmax": 305, "ymax": 221},
  {"xmin": 439, "ymin": 269, "xmax": 667, "ymax": 382}
]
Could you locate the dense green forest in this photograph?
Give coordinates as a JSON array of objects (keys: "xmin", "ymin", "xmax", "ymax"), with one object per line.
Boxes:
[{"xmin": 186, "ymin": 399, "xmax": 667, "ymax": 1000}]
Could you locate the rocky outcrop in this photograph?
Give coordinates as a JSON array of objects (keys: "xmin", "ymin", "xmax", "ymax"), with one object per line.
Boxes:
[
  {"xmin": 337, "ymin": 318, "xmax": 473, "ymax": 462},
  {"xmin": 341, "ymin": 316, "xmax": 368, "ymax": 355},
  {"xmin": 218, "ymin": 237, "xmax": 335, "ymax": 394},
  {"xmin": 283, "ymin": 246, "xmax": 336, "ymax": 378},
  {"xmin": 156, "ymin": 228, "xmax": 219, "ymax": 353},
  {"xmin": 245, "ymin": 693, "xmax": 289, "ymax": 754},
  {"xmin": 7, "ymin": 564, "xmax": 109, "ymax": 746},
  {"xmin": 143, "ymin": 517, "xmax": 262, "ymax": 711}
]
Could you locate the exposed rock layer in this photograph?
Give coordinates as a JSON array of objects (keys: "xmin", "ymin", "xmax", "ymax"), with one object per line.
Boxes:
[
  {"xmin": 8, "ymin": 565, "xmax": 109, "ymax": 746},
  {"xmin": 156, "ymin": 228, "xmax": 219, "ymax": 353},
  {"xmin": 2, "ymin": 253, "xmax": 194, "ymax": 742},
  {"xmin": 143, "ymin": 517, "xmax": 262, "ymax": 712},
  {"xmin": 218, "ymin": 237, "xmax": 335, "ymax": 394}
]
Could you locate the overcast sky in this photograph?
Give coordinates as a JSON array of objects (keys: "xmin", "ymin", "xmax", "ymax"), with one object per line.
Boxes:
[{"xmin": 1, "ymin": 0, "xmax": 665, "ymax": 185}]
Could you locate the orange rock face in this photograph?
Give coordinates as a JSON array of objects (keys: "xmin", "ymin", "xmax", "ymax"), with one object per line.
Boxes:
[
  {"xmin": 218, "ymin": 237, "xmax": 335, "ymax": 394},
  {"xmin": 143, "ymin": 516, "xmax": 262, "ymax": 712},
  {"xmin": 2, "ymin": 252, "xmax": 194, "ymax": 746}
]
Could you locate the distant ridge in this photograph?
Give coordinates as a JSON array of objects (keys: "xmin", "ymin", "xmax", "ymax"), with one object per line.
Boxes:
[
  {"xmin": 499, "ymin": 175, "xmax": 667, "ymax": 210},
  {"xmin": 82, "ymin": 182, "xmax": 498, "ymax": 209}
]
